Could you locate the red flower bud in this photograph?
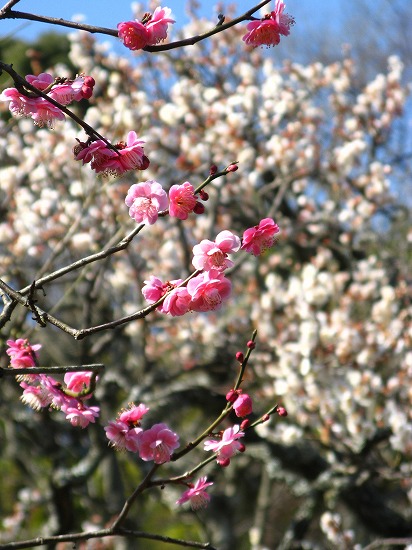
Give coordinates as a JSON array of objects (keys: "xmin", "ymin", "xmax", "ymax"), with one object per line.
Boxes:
[
  {"xmin": 246, "ymin": 340, "xmax": 256, "ymax": 349},
  {"xmin": 233, "ymin": 393, "xmax": 253, "ymax": 417},
  {"xmin": 193, "ymin": 202, "xmax": 205, "ymax": 214},
  {"xmin": 276, "ymin": 407, "xmax": 288, "ymax": 417},
  {"xmin": 261, "ymin": 414, "xmax": 270, "ymax": 422},
  {"xmin": 83, "ymin": 76, "xmax": 95, "ymax": 87},
  {"xmin": 81, "ymin": 85, "xmax": 93, "ymax": 99},
  {"xmin": 226, "ymin": 163, "xmax": 238, "ymax": 172},
  {"xmin": 235, "ymin": 352, "xmax": 244, "ymax": 363},
  {"xmin": 199, "ymin": 189, "xmax": 209, "ymax": 201},
  {"xmin": 226, "ymin": 389, "xmax": 237, "ymax": 403},
  {"xmin": 240, "ymin": 419, "xmax": 250, "ymax": 430},
  {"xmin": 210, "ymin": 164, "xmax": 218, "ymax": 175}
]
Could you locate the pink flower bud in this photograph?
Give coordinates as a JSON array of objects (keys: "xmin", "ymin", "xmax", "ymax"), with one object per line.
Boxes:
[
  {"xmin": 210, "ymin": 164, "xmax": 218, "ymax": 175},
  {"xmin": 220, "ymin": 458, "xmax": 231, "ymax": 467},
  {"xmin": 226, "ymin": 163, "xmax": 238, "ymax": 172},
  {"xmin": 238, "ymin": 443, "xmax": 246, "ymax": 453},
  {"xmin": 199, "ymin": 189, "xmax": 209, "ymax": 201},
  {"xmin": 247, "ymin": 340, "xmax": 256, "ymax": 349},
  {"xmin": 81, "ymin": 85, "xmax": 93, "ymax": 99},
  {"xmin": 277, "ymin": 406, "xmax": 288, "ymax": 417},
  {"xmin": 226, "ymin": 389, "xmax": 238, "ymax": 403},
  {"xmin": 235, "ymin": 351, "xmax": 244, "ymax": 363},
  {"xmin": 233, "ymin": 393, "xmax": 253, "ymax": 417},
  {"xmin": 83, "ymin": 76, "xmax": 95, "ymax": 87},
  {"xmin": 261, "ymin": 414, "xmax": 270, "ymax": 422}
]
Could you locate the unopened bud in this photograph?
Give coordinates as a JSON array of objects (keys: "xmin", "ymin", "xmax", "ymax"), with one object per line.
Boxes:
[
  {"xmin": 240, "ymin": 419, "xmax": 250, "ymax": 430},
  {"xmin": 220, "ymin": 458, "xmax": 231, "ymax": 467},
  {"xmin": 193, "ymin": 202, "xmax": 205, "ymax": 214},
  {"xmin": 210, "ymin": 164, "xmax": 218, "ymax": 175},
  {"xmin": 81, "ymin": 85, "xmax": 93, "ymax": 99},
  {"xmin": 235, "ymin": 352, "xmax": 244, "ymax": 363},
  {"xmin": 246, "ymin": 340, "xmax": 256, "ymax": 350},
  {"xmin": 199, "ymin": 189, "xmax": 209, "ymax": 201},
  {"xmin": 226, "ymin": 163, "xmax": 238, "ymax": 172},
  {"xmin": 238, "ymin": 443, "xmax": 246, "ymax": 453},
  {"xmin": 226, "ymin": 389, "xmax": 237, "ymax": 403},
  {"xmin": 261, "ymin": 414, "xmax": 270, "ymax": 422},
  {"xmin": 83, "ymin": 76, "xmax": 95, "ymax": 87},
  {"xmin": 276, "ymin": 406, "xmax": 288, "ymax": 417}
]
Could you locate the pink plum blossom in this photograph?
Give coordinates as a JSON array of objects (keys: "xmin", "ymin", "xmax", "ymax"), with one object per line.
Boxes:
[
  {"xmin": 192, "ymin": 230, "xmax": 241, "ymax": 271},
  {"xmin": 30, "ymin": 98, "xmax": 66, "ymax": 129},
  {"xmin": 25, "ymin": 73, "xmax": 54, "ymax": 90},
  {"xmin": 65, "ymin": 404, "xmax": 100, "ymax": 428},
  {"xmin": 176, "ymin": 477, "xmax": 213, "ymax": 510},
  {"xmin": 168, "ymin": 181, "xmax": 197, "ymax": 220},
  {"xmin": 137, "ymin": 423, "xmax": 179, "ymax": 463},
  {"xmin": 104, "ymin": 420, "xmax": 142, "ymax": 452},
  {"xmin": 0, "ymin": 88, "xmax": 39, "ymax": 117},
  {"xmin": 118, "ymin": 402, "xmax": 150, "ymax": 424},
  {"xmin": 233, "ymin": 393, "xmax": 253, "ymax": 417},
  {"xmin": 64, "ymin": 371, "xmax": 95, "ymax": 395},
  {"xmin": 242, "ymin": 1, "xmax": 294, "ymax": 48},
  {"xmin": 241, "ymin": 218, "xmax": 280, "ymax": 256},
  {"xmin": 118, "ymin": 6, "xmax": 175, "ymax": 51},
  {"xmin": 75, "ymin": 132, "xmax": 148, "ymax": 177},
  {"xmin": 6, "ymin": 338, "xmax": 41, "ymax": 369},
  {"xmin": 204, "ymin": 425, "xmax": 245, "ymax": 466},
  {"xmin": 187, "ymin": 270, "xmax": 232, "ymax": 312},
  {"xmin": 20, "ymin": 383, "xmax": 53, "ymax": 410},
  {"xmin": 125, "ymin": 180, "xmax": 168, "ymax": 225},
  {"xmin": 162, "ymin": 286, "xmax": 191, "ymax": 316},
  {"xmin": 146, "ymin": 7, "xmax": 175, "ymax": 45},
  {"xmin": 117, "ymin": 20, "xmax": 149, "ymax": 51}
]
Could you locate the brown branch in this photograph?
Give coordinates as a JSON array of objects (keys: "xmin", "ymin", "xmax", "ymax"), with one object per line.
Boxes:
[{"xmin": 0, "ymin": 1, "xmax": 271, "ymax": 52}]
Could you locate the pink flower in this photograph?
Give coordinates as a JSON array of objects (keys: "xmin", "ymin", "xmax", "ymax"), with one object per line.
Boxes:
[
  {"xmin": 30, "ymin": 98, "xmax": 66, "ymax": 129},
  {"xmin": 117, "ymin": 6, "xmax": 175, "ymax": 51},
  {"xmin": 20, "ymin": 383, "xmax": 53, "ymax": 410},
  {"xmin": 145, "ymin": 6, "xmax": 175, "ymax": 45},
  {"xmin": 187, "ymin": 270, "xmax": 232, "ymax": 312},
  {"xmin": 25, "ymin": 72, "xmax": 54, "ymax": 90},
  {"xmin": 64, "ymin": 371, "xmax": 95, "ymax": 396},
  {"xmin": 204, "ymin": 425, "xmax": 245, "ymax": 466},
  {"xmin": 242, "ymin": 1, "xmax": 294, "ymax": 48},
  {"xmin": 176, "ymin": 477, "xmax": 213, "ymax": 510},
  {"xmin": 75, "ymin": 132, "xmax": 148, "ymax": 177},
  {"xmin": 241, "ymin": 218, "xmax": 280, "ymax": 256},
  {"xmin": 168, "ymin": 181, "xmax": 197, "ymax": 220},
  {"xmin": 118, "ymin": 402, "xmax": 149, "ymax": 424},
  {"xmin": 137, "ymin": 423, "xmax": 179, "ymax": 463},
  {"xmin": 0, "ymin": 88, "xmax": 39, "ymax": 117},
  {"xmin": 125, "ymin": 180, "xmax": 168, "ymax": 225},
  {"xmin": 162, "ymin": 286, "xmax": 191, "ymax": 316},
  {"xmin": 6, "ymin": 338, "xmax": 41, "ymax": 369},
  {"xmin": 65, "ymin": 404, "xmax": 100, "ymax": 428},
  {"xmin": 192, "ymin": 230, "xmax": 241, "ymax": 271},
  {"xmin": 105, "ymin": 420, "xmax": 142, "ymax": 452},
  {"xmin": 117, "ymin": 20, "xmax": 149, "ymax": 51},
  {"xmin": 233, "ymin": 393, "xmax": 253, "ymax": 417}
]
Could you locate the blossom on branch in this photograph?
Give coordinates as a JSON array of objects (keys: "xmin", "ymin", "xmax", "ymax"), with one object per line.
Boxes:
[
  {"xmin": 242, "ymin": 0, "xmax": 294, "ymax": 48},
  {"xmin": 168, "ymin": 181, "xmax": 197, "ymax": 220},
  {"xmin": 125, "ymin": 180, "xmax": 168, "ymax": 224},
  {"xmin": 137, "ymin": 422, "xmax": 180, "ymax": 463},
  {"xmin": 187, "ymin": 270, "xmax": 232, "ymax": 312},
  {"xmin": 105, "ymin": 402, "xmax": 149, "ymax": 452},
  {"xmin": 176, "ymin": 477, "xmax": 213, "ymax": 510},
  {"xmin": 192, "ymin": 230, "xmax": 241, "ymax": 271},
  {"xmin": 6, "ymin": 338, "xmax": 41, "ymax": 369},
  {"xmin": 241, "ymin": 218, "xmax": 280, "ymax": 256},
  {"xmin": 74, "ymin": 131, "xmax": 149, "ymax": 176},
  {"xmin": 118, "ymin": 7, "xmax": 175, "ymax": 51},
  {"xmin": 204, "ymin": 425, "xmax": 245, "ymax": 467}
]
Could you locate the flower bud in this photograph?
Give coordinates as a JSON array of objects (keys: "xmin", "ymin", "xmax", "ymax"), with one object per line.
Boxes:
[
  {"xmin": 226, "ymin": 389, "xmax": 238, "ymax": 403},
  {"xmin": 210, "ymin": 164, "xmax": 218, "ymax": 175},
  {"xmin": 233, "ymin": 393, "xmax": 253, "ymax": 417},
  {"xmin": 226, "ymin": 163, "xmax": 238, "ymax": 172},
  {"xmin": 246, "ymin": 340, "xmax": 256, "ymax": 349},
  {"xmin": 199, "ymin": 189, "xmax": 209, "ymax": 201},
  {"xmin": 276, "ymin": 406, "xmax": 288, "ymax": 417},
  {"xmin": 261, "ymin": 414, "xmax": 270, "ymax": 422},
  {"xmin": 235, "ymin": 352, "xmax": 244, "ymax": 363},
  {"xmin": 193, "ymin": 202, "xmax": 205, "ymax": 214},
  {"xmin": 240, "ymin": 419, "xmax": 250, "ymax": 430}
]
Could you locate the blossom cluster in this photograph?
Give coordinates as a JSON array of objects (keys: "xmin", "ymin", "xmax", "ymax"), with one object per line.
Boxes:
[
  {"xmin": 141, "ymin": 219, "xmax": 280, "ymax": 315},
  {"xmin": 0, "ymin": 73, "xmax": 95, "ymax": 129},
  {"xmin": 6, "ymin": 339, "xmax": 100, "ymax": 428},
  {"xmin": 118, "ymin": 7, "xmax": 175, "ymax": 51},
  {"xmin": 243, "ymin": 0, "xmax": 294, "ymax": 48}
]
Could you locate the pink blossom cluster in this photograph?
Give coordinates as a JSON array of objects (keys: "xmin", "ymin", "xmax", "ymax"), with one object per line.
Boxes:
[
  {"xmin": 118, "ymin": 7, "xmax": 175, "ymax": 51},
  {"xmin": 74, "ymin": 131, "xmax": 150, "ymax": 177},
  {"xmin": 0, "ymin": 73, "xmax": 95, "ymax": 128},
  {"xmin": 204, "ymin": 425, "xmax": 245, "ymax": 467},
  {"xmin": 142, "ymin": 269, "xmax": 232, "ymax": 316},
  {"xmin": 242, "ymin": 0, "xmax": 294, "ymax": 48},
  {"xmin": 105, "ymin": 403, "xmax": 179, "ymax": 463},
  {"xmin": 125, "ymin": 180, "xmax": 205, "ymax": 225},
  {"xmin": 6, "ymin": 339, "xmax": 100, "ymax": 428}
]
